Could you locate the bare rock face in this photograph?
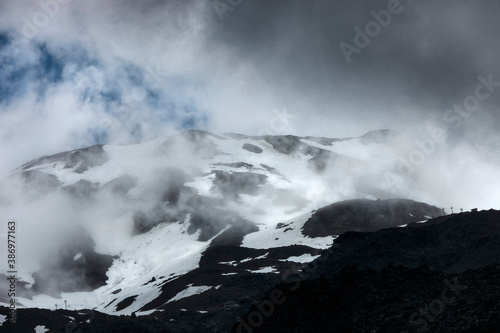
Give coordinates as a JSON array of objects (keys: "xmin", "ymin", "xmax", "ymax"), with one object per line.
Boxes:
[
  {"xmin": 359, "ymin": 129, "xmax": 400, "ymax": 144},
  {"xmin": 20, "ymin": 170, "xmax": 62, "ymax": 192},
  {"xmin": 30, "ymin": 228, "xmax": 115, "ymax": 295},
  {"xmin": 242, "ymin": 143, "xmax": 263, "ymax": 154},
  {"xmin": 4, "ymin": 130, "xmax": 497, "ymax": 333},
  {"xmin": 21, "ymin": 145, "xmax": 110, "ymax": 174},
  {"xmin": 302, "ymin": 198, "xmax": 443, "ymax": 237},
  {"xmin": 230, "ymin": 209, "xmax": 500, "ymax": 333},
  {"xmin": 211, "ymin": 170, "xmax": 268, "ymax": 200}
]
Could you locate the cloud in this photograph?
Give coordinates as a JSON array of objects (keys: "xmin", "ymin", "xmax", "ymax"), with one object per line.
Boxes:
[
  {"xmin": 1, "ymin": 1, "xmax": 500, "ymax": 308},
  {"xmin": 0, "ymin": 0, "xmax": 498, "ymax": 211}
]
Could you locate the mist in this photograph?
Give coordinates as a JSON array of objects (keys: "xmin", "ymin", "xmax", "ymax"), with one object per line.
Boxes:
[{"xmin": 0, "ymin": 0, "xmax": 500, "ymax": 303}]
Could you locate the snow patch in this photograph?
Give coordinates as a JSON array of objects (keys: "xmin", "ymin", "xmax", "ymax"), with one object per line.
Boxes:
[
  {"xmin": 399, "ymin": 220, "xmax": 428, "ymax": 228},
  {"xmin": 279, "ymin": 253, "xmax": 320, "ymax": 263},
  {"xmin": 242, "ymin": 211, "xmax": 334, "ymax": 250},
  {"xmin": 247, "ymin": 266, "xmax": 279, "ymax": 274},
  {"xmin": 15, "ymin": 220, "xmax": 213, "ymax": 315},
  {"xmin": 219, "ymin": 260, "xmax": 238, "ymax": 266},
  {"xmin": 135, "ymin": 309, "xmax": 163, "ymax": 316},
  {"xmin": 167, "ymin": 285, "xmax": 213, "ymax": 303}
]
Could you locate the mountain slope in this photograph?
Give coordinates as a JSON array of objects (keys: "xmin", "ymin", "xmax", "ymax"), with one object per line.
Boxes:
[
  {"xmin": 0, "ymin": 129, "xmax": 448, "ymax": 332},
  {"xmin": 230, "ymin": 210, "xmax": 500, "ymax": 333}
]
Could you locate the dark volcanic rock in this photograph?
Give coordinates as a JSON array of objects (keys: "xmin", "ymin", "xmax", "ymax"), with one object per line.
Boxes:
[
  {"xmin": 116, "ymin": 296, "xmax": 138, "ymax": 311},
  {"xmin": 212, "ymin": 171, "xmax": 268, "ymax": 199},
  {"xmin": 230, "ymin": 265, "xmax": 500, "ymax": 333},
  {"xmin": 215, "ymin": 162, "xmax": 254, "ymax": 168},
  {"xmin": 138, "ymin": 241, "xmax": 320, "ymax": 332},
  {"xmin": 4, "ymin": 267, "xmax": 499, "ymax": 332},
  {"xmin": 308, "ymin": 209, "xmax": 500, "ymax": 277},
  {"xmin": 0, "ymin": 306, "xmax": 171, "ymax": 333},
  {"xmin": 242, "ymin": 143, "xmax": 263, "ymax": 154},
  {"xmin": 262, "ymin": 135, "xmax": 355, "ymax": 172},
  {"xmin": 62, "ymin": 179, "xmax": 98, "ymax": 199},
  {"xmin": 259, "ymin": 164, "xmax": 282, "ymax": 176},
  {"xmin": 180, "ymin": 129, "xmax": 226, "ymax": 142},
  {"xmin": 132, "ymin": 205, "xmax": 178, "ymax": 235},
  {"xmin": 103, "ymin": 174, "xmax": 137, "ymax": 195},
  {"xmin": 359, "ymin": 129, "xmax": 400, "ymax": 144},
  {"xmin": 131, "ymin": 166, "xmax": 258, "ymax": 241},
  {"xmin": 70, "ymin": 145, "xmax": 110, "ymax": 173},
  {"xmin": 31, "ymin": 228, "xmax": 115, "ymax": 295},
  {"xmin": 263, "ymin": 135, "xmax": 302, "ymax": 155},
  {"xmin": 20, "ymin": 170, "xmax": 62, "ymax": 191},
  {"xmin": 159, "ymin": 168, "xmax": 194, "ymax": 204},
  {"xmin": 230, "ymin": 209, "xmax": 500, "ymax": 333},
  {"xmin": 223, "ymin": 132, "xmax": 250, "ymax": 140},
  {"xmin": 133, "ymin": 192, "xmax": 255, "ymax": 242},
  {"xmin": 161, "ymin": 130, "xmax": 225, "ymax": 159},
  {"xmin": 132, "ymin": 168, "xmax": 196, "ymax": 235},
  {"xmin": 21, "ymin": 144, "xmax": 109, "ymax": 174},
  {"xmin": 306, "ymin": 147, "xmax": 333, "ymax": 172},
  {"xmin": 187, "ymin": 210, "xmax": 255, "ymax": 242},
  {"xmin": 302, "ymin": 198, "xmax": 443, "ymax": 237},
  {"xmin": 222, "ymin": 133, "xmax": 359, "ymax": 173},
  {"xmin": 303, "ymin": 136, "xmax": 348, "ymax": 146},
  {"xmin": 5, "ymin": 208, "xmax": 500, "ymax": 333}
]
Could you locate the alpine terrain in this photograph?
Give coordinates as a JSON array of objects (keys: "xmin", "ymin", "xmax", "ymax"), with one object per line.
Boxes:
[{"xmin": 0, "ymin": 129, "xmax": 498, "ymax": 332}]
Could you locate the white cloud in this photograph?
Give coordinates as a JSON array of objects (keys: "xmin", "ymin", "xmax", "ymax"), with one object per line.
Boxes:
[{"xmin": 0, "ymin": 0, "xmax": 498, "ymax": 213}]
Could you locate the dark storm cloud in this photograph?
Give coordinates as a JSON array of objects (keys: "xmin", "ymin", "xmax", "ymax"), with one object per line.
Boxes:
[
  {"xmin": 206, "ymin": 0, "xmax": 500, "ymax": 134},
  {"xmin": 200, "ymin": 0, "xmax": 500, "ymax": 209},
  {"xmin": 0, "ymin": 0, "xmax": 499, "ymax": 285},
  {"xmin": 0, "ymin": 0, "xmax": 499, "ymax": 172}
]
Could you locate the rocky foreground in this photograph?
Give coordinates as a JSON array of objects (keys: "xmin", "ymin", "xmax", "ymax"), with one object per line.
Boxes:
[
  {"xmin": 2, "ymin": 209, "xmax": 500, "ymax": 332},
  {"xmin": 230, "ymin": 209, "xmax": 500, "ymax": 333}
]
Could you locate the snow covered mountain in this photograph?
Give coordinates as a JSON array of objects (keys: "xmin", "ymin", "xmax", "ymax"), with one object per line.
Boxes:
[{"xmin": 0, "ymin": 129, "xmax": 444, "ymax": 332}]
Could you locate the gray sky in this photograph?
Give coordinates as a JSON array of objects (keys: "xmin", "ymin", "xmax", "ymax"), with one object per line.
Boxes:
[{"xmin": 0, "ymin": 0, "xmax": 499, "ymax": 175}]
